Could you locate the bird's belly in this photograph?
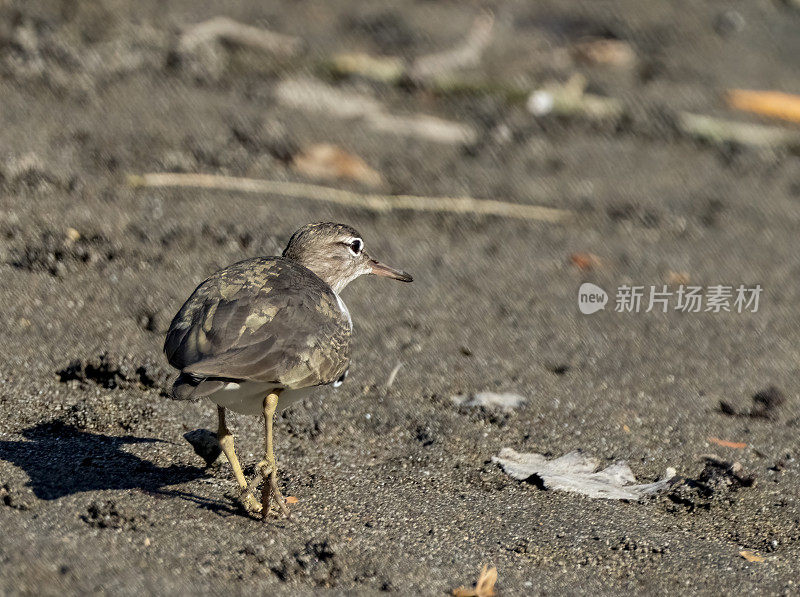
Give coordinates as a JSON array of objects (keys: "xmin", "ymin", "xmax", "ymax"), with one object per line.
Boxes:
[{"xmin": 206, "ymin": 382, "xmax": 314, "ymax": 416}]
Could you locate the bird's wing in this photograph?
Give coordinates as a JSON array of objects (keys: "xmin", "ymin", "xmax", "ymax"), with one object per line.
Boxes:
[{"xmin": 164, "ymin": 257, "xmax": 351, "ymax": 388}]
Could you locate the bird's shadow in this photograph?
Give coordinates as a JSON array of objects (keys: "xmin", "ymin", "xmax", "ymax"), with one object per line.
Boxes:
[{"xmin": 0, "ymin": 422, "xmax": 236, "ymax": 514}]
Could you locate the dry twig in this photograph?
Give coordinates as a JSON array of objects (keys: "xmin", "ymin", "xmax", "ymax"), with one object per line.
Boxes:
[
  {"xmin": 128, "ymin": 173, "xmax": 573, "ymax": 223},
  {"xmin": 410, "ymin": 12, "xmax": 495, "ymax": 83},
  {"xmin": 178, "ymin": 16, "xmax": 302, "ymax": 57},
  {"xmin": 528, "ymin": 74, "xmax": 623, "ymax": 120},
  {"xmin": 385, "ymin": 363, "xmax": 403, "ymax": 388},
  {"xmin": 364, "ymin": 111, "xmax": 477, "ymax": 144},
  {"xmin": 275, "ymin": 77, "xmax": 478, "ymax": 145},
  {"xmin": 275, "ymin": 77, "xmax": 383, "ymax": 118},
  {"xmin": 678, "ymin": 111, "xmax": 800, "ymax": 149}
]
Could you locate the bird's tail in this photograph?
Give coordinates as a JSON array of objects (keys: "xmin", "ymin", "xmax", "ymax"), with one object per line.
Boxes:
[{"xmin": 170, "ymin": 373, "xmax": 224, "ymax": 401}]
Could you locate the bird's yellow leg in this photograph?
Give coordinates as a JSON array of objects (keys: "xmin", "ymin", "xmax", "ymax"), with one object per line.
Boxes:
[
  {"xmin": 217, "ymin": 406, "xmax": 262, "ymax": 515},
  {"xmin": 261, "ymin": 391, "xmax": 291, "ymax": 520}
]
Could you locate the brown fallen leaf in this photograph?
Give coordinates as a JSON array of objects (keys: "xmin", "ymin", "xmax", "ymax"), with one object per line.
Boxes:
[
  {"xmin": 292, "ymin": 144, "xmax": 382, "ymax": 188},
  {"xmin": 453, "ymin": 565, "xmax": 497, "ymax": 597},
  {"xmin": 569, "ymin": 252, "xmax": 602, "ymax": 271},
  {"xmin": 727, "ymin": 89, "xmax": 800, "ymax": 124},
  {"xmin": 708, "ymin": 436, "xmax": 747, "ymax": 449},
  {"xmin": 739, "ymin": 550, "xmax": 765, "ymax": 563},
  {"xmin": 572, "ymin": 38, "xmax": 635, "ymax": 66},
  {"xmin": 284, "ymin": 496, "xmax": 299, "ymax": 504},
  {"xmin": 666, "ymin": 271, "xmax": 690, "ymax": 285}
]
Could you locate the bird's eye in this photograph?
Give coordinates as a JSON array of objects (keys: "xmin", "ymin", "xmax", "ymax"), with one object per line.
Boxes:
[{"xmin": 348, "ymin": 238, "xmax": 363, "ymax": 256}]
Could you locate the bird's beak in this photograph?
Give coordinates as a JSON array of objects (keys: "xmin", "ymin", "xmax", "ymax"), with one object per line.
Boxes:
[{"xmin": 369, "ymin": 258, "xmax": 413, "ymax": 282}]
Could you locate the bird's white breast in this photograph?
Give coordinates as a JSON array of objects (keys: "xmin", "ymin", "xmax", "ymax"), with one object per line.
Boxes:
[
  {"xmin": 208, "ymin": 382, "xmax": 313, "ymax": 416},
  {"xmin": 333, "ymin": 290, "xmax": 352, "ymax": 330}
]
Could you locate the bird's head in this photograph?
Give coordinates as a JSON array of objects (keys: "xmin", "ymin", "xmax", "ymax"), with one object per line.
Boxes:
[{"xmin": 282, "ymin": 222, "xmax": 413, "ymax": 293}]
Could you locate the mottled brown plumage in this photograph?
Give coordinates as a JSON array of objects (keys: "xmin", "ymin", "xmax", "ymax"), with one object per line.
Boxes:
[{"xmin": 165, "ymin": 256, "xmax": 351, "ymax": 397}]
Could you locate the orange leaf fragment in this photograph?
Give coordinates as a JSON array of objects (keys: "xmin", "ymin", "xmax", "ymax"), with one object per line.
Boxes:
[
  {"xmin": 453, "ymin": 565, "xmax": 498, "ymax": 597},
  {"xmin": 292, "ymin": 143, "xmax": 382, "ymax": 187},
  {"xmin": 727, "ymin": 89, "xmax": 800, "ymax": 124},
  {"xmin": 739, "ymin": 550, "xmax": 765, "ymax": 563},
  {"xmin": 572, "ymin": 39, "xmax": 635, "ymax": 67},
  {"xmin": 666, "ymin": 270, "xmax": 690, "ymax": 285},
  {"xmin": 284, "ymin": 496, "xmax": 299, "ymax": 504},
  {"xmin": 708, "ymin": 436, "xmax": 747, "ymax": 449},
  {"xmin": 569, "ymin": 252, "xmax": 601, "ymax": 271}
]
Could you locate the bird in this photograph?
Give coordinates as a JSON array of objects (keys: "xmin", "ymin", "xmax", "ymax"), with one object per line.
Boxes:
[{"xmin": 163, "ymin": 222, "xmax": 412, "ymax": 519}]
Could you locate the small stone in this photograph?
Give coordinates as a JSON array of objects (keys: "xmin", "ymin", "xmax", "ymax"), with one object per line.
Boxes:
[
  {"xmin": 1, "ymin": 483, "xmax": 30, "ymax": 511},
  {"xmin": 714, "ymin": 11, "xmax": 745, "ymax": 37},
  {"xmin": 184, "ymin": 429, "xmax": 222, "ymax": 467},
  {"xmin": 751, "ymin": 386, "xmax": 785, "ymax": 419}
]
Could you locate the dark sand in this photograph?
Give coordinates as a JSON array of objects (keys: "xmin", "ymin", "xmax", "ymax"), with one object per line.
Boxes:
[{"xmin": 1, "ymin": 1, "xmax": 799, "ymax": 594}]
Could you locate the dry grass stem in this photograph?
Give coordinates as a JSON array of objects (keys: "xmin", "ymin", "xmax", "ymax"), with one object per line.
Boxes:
[{"xmin": 129, "ymin": 173, "xmax": 574, "ymax": 223}]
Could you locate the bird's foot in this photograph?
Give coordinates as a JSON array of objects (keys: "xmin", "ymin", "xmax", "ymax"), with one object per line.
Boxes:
[
  {"xmin": 241, "ymin": 492, "xmax": 263, "ymax": 515},
  {"xmin": 259, "ymin": 460, "xmax": 291, "ymax": 520},
  {"xmin": 239, "ymin": 463, "xmax": 268, "ymax": 516}
]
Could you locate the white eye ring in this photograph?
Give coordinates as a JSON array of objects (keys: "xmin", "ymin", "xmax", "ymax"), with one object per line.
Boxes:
[{"xmin": 348, "ymin": 238, "xmax": 363, "ymax": 256}]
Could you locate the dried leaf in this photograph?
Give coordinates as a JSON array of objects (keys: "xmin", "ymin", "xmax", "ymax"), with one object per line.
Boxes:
[
  {"xmin": 570, "ymin": 252, "xmax": 601, "ymax": 271},
  {"xmin": 708, "ymin": 437, "xmax": 747, "ymax": 449},
  {"xmin": 666, "ymin": 270, "xmax": 690, "ymax": 285},
  {"xmin": 739, "ymin": 550, "xmax": 765, "ymax": 563},
  {"xmin": 453, "ymin": 565, "xmax": 497, "ymax": 597},
  {"xmin": 292, "ymin": 144, "xmax": 382, "ymax": 187},
  {"xmin": 572, "ymin": 39, "xmax": 635, "ymax": 66},
  {"xmin": 493, "ymin": 449, "xmax": 676, "ymax": 500},
  {"xmin": 727, "ymin": 89, "xmax": 800, "ymax": 124}
]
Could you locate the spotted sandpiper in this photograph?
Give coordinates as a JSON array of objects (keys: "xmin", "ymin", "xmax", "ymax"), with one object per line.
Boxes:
[{"xmin": 164, "ymin": 222, "xmax": 412, "ymax": 519}]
